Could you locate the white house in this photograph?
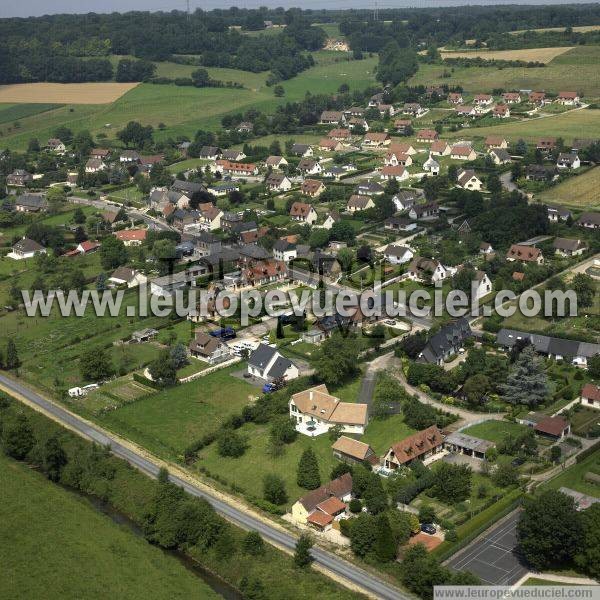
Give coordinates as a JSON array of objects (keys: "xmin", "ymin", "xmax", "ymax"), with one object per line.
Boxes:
[
  {"xmin": 581, "ymin": 384, "xmax": 600, "ymax": 410},
  {"xmin": 557, "ymin": 91, "xmax": 580, "ymax": 106},
  {"xmin": 321, "ymin": 211, "xmax": 341, "ymax": 230},
  {"xmin": 457, "ymin": 169, "xmax": 483, "ymax": 191},
  {"xmin": 407, "ymin": 256, "xmax": 450, "ymax": 283},
  {"xmin": 272, "ymin": 239, "xmax": 297, "ymax": 262},
  {"xmin": 451, "ymin": 145, "xmax": 477, "ymax": 161},
  {"xmin": 384, "ymin": 245, "xmax": 414, "ymax": 265},
  {"xmin": 556, "ymin": 153, "xmax": 581, "ymax": 169},
  {"xmin": 380, "ymin": 165, "xmax": 409, "ymax": 181},
  {"xmin": 289, "ymin": 384, "xmax": 368, "ymax": 437},
  {"xmin": 472, "ymin": 270, "xmax": 492, "ymax": 300},
  {"xmin": 290, "ymin": 201, "xmax": 318, "ymax": 225},
  {"xmin": 266, "ymin": 173, "xmax": 292, "ymax": 192},
  {"xmin": 247, "ymin": 344, "xmax": 299, "ymax": 382},
  {"xmin": 8, "ymin": 237, "xmax": 47, "ymax": 260},
  {"xmin": 108, "ymin": 267, "xmax": 148, "ymax": 288},
  {"xmin": 423, "ymin": 154, "xmax": 440, "ymax": 175}
]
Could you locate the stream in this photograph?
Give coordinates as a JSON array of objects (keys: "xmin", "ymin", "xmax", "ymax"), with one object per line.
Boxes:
[{"xmin": 79, "ymin": 491, "xmax": 242, "ymax": 600}]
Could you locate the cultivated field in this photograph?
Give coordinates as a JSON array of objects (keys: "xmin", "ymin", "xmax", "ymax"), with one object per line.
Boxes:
[
  {"xmin": 0, "ymin": 454, "xmax": 219, "ymax": 600},
  {"xmin": 0, "ymin": 82, "xmax": 139, "ymax": 104},
  {"xmin": 538, "ymin": 166, "xmax": 600, "ymax": 209},
  {"xmin": 411, "ymin": 46, "xmax": 600, "ymax": 98},
  {"xmin": 440, "ymin": 46, "xmax": 574, "ymax": 63},
  {"xmin": 510, "ymin": 25, "xmax": 600, "ymax": 34}
]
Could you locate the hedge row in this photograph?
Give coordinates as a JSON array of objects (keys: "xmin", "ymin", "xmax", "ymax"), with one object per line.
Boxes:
[
  {"xmin": 431, "ymin": 488, "xmax": 523, "ymax": 562},
  {"xmin": 576, "ymin": 439, "xmax": 600, "ymax": 463}
]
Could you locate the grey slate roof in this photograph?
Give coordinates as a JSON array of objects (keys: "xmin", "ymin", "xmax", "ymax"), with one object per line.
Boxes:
[
  {"xmin": 248, "ymin": 343, "xmax": 294, "ymax": 379},
  {"xmin": 420, "ymin": 318, "xmax": 471, "ymax": 363},
  {"xmin": 495, "ymin": 328, "xmax": 600, "ymax": 359}
]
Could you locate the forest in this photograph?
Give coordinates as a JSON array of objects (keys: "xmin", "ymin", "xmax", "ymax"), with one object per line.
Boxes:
[{"xmin": 2, "ymin": 4, "xmax": 600, "ymax": 84}]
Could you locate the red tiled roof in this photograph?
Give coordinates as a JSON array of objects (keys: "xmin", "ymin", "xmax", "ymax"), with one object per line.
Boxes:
[
  {"xmin": 389, "ymin": 425, "xmax": 443, "ymax": 465},
  {"xmin": 582, "ymin": 383, "xmax": 600, "ymax": 402},
  {"xmin": 534, "ymin": 416, "xmax": 569, "ymax": 437},
  {"xmin": 307, "ymin": 511, "xmax": 334, "ymax": 527},
  {"xmin": 316, "ymin": 496, "xmax": 346, "ymax": 515}
]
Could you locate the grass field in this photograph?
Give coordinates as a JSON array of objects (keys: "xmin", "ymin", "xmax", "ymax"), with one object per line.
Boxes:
[
  {"xmin": 440, "ymin": 47, "xmax": 573, "ymax": 63},
  {"xmin": 411, "ymin": 46, "xmax": 600, "ymax": 98},
  {"xmin": 542, "ymin": 448, "xmax": 600, "ymax": 497},
  {"xmin": 98, "ymin": 366, "xmax": 257, "ymax": 457},
  {"xmin": 0, "ymin": 102, "xmax": 63, "ymax": 124},
  {"xmin": 445, "ymin": 108, "xmax": 600, "ymax": 144},
  {"xmin": 0, "ymin": 52, "xmax": 378, "ymax": 150},
  {"xmin": 197, "ymin": 421, "xmax": 339, "ymax": 504},
  {"xmin": 462, "ymin": 420, "xmax": 529, "ymax": 444},
  {"xmin": 537, "ymin": 166, "xmax": 600, "ymax": 209},
  {"xmin": 0, "ymin": 453, "xmax": 219, "ymax": 600},
  {"xmin": 0, "ymin": 82, "xmax": 139, "ymax": 104}
]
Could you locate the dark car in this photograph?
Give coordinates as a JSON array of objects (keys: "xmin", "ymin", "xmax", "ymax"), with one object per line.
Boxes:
[
  {"xmin": 420, "ymin": 523, "xmax": 436, "ymax": 535},
  {"xmin": 511, "ymin": 457, "xmax": 525, "ymax": 467}
]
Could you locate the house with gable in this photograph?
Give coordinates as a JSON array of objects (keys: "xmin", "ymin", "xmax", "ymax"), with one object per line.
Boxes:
[
  {"xmin": 383, "ymin": 426, "xmax": 444, "ymax": 469},
  {"xmin": 289, "ymin": 384, "xmax": 368, "ymax": 437},
  {"xmin": 290, "ymin": 201, "xmax": 318, "ymax": 224},
  {"xmin": 247, "ymin": 343, "xmax": 299, "ymax": 382}
]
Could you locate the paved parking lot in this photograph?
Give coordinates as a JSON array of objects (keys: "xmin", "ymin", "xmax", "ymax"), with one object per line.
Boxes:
[{"xmin": 446, "ymin": 510, "xmax": 529, "ymax": 585}]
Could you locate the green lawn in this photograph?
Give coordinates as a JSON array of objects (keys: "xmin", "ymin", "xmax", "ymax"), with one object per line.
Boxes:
[
  {"xmin": 361, "ymin": 415, "xmax": 416, "ymax": 456},
  {"xmin": 98, "ymin": 365, "xmax": 256, "ymax": 457},
  {"xmin": 0, "ymin": 285, "xmax": 173, "ymax": 391},
  {"xmin": 197, "ymin": 421, "xmax": 339, "ymax": 505},
  {"xmin": 0, "ymin": 453, "xmax": 219, "ymax": 600},
  {"xmin": 462, "ymin": 420, "xmax": 529, "ymax": 444},
  {"xmin": 542, "ymin": 449, "xmax": 600, "ymax": 497}
]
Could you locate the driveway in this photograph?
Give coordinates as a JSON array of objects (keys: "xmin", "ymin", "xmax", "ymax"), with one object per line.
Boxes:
[
  {"xmin": 392, "ymin": 360, "xmax": 506, "ymax": 427},
  {"xmin": 358, "ymin": 351, "xmax": 396, "ymax": 410}
]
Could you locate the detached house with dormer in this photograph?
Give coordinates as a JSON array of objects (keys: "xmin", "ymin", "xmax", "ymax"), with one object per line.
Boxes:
[
  {"xmin": 506, "ymin": 244, "xmax": 544, "ymax": 264},
  {"xmin": 419, "ymin": 318, "xmax": 472, "ymax": 364},
  {"xmin": 383, "ymin": 426, "xmax": 444, "ymax": 469},
  {"xmin": 290, "ymin": 201, "xmax": 318, "ymax": 224},
  {"xmin": 406, "ymin": 256, "xmax": 449, "ymax": 283}
]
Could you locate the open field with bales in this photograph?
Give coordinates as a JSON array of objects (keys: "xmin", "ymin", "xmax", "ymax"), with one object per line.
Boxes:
[
  {"xmin": 440, "ymin": 46, "xmax": 573, "ymax": 63},
  {"xmin": 411, "ymin": 45, "xmax": 600, "ymax": 98},
  {"xmin": 0, "ymin": 82, "xmax": 139, "ymax": 104},
  {"xmin": 0, "ymin": 453, "xmax": 219, "ymax": 600},
  {"xmin": 538, "ymin": 166, "xmax": 600, "ymax": 209}
]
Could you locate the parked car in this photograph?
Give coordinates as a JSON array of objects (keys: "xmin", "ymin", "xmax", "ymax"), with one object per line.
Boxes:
[
  {"xmin": 420, "ymin": 523, "xmax": 436, "ymax": 535},
  {"xmin": 511, "ymin": 457, "xmax": 525, "ymax": 467}
]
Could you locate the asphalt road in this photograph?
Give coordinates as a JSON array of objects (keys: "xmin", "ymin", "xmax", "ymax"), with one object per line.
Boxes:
[{"xmin": 0, "ymin": 373, "xmax": 408, "ymax": 600}]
